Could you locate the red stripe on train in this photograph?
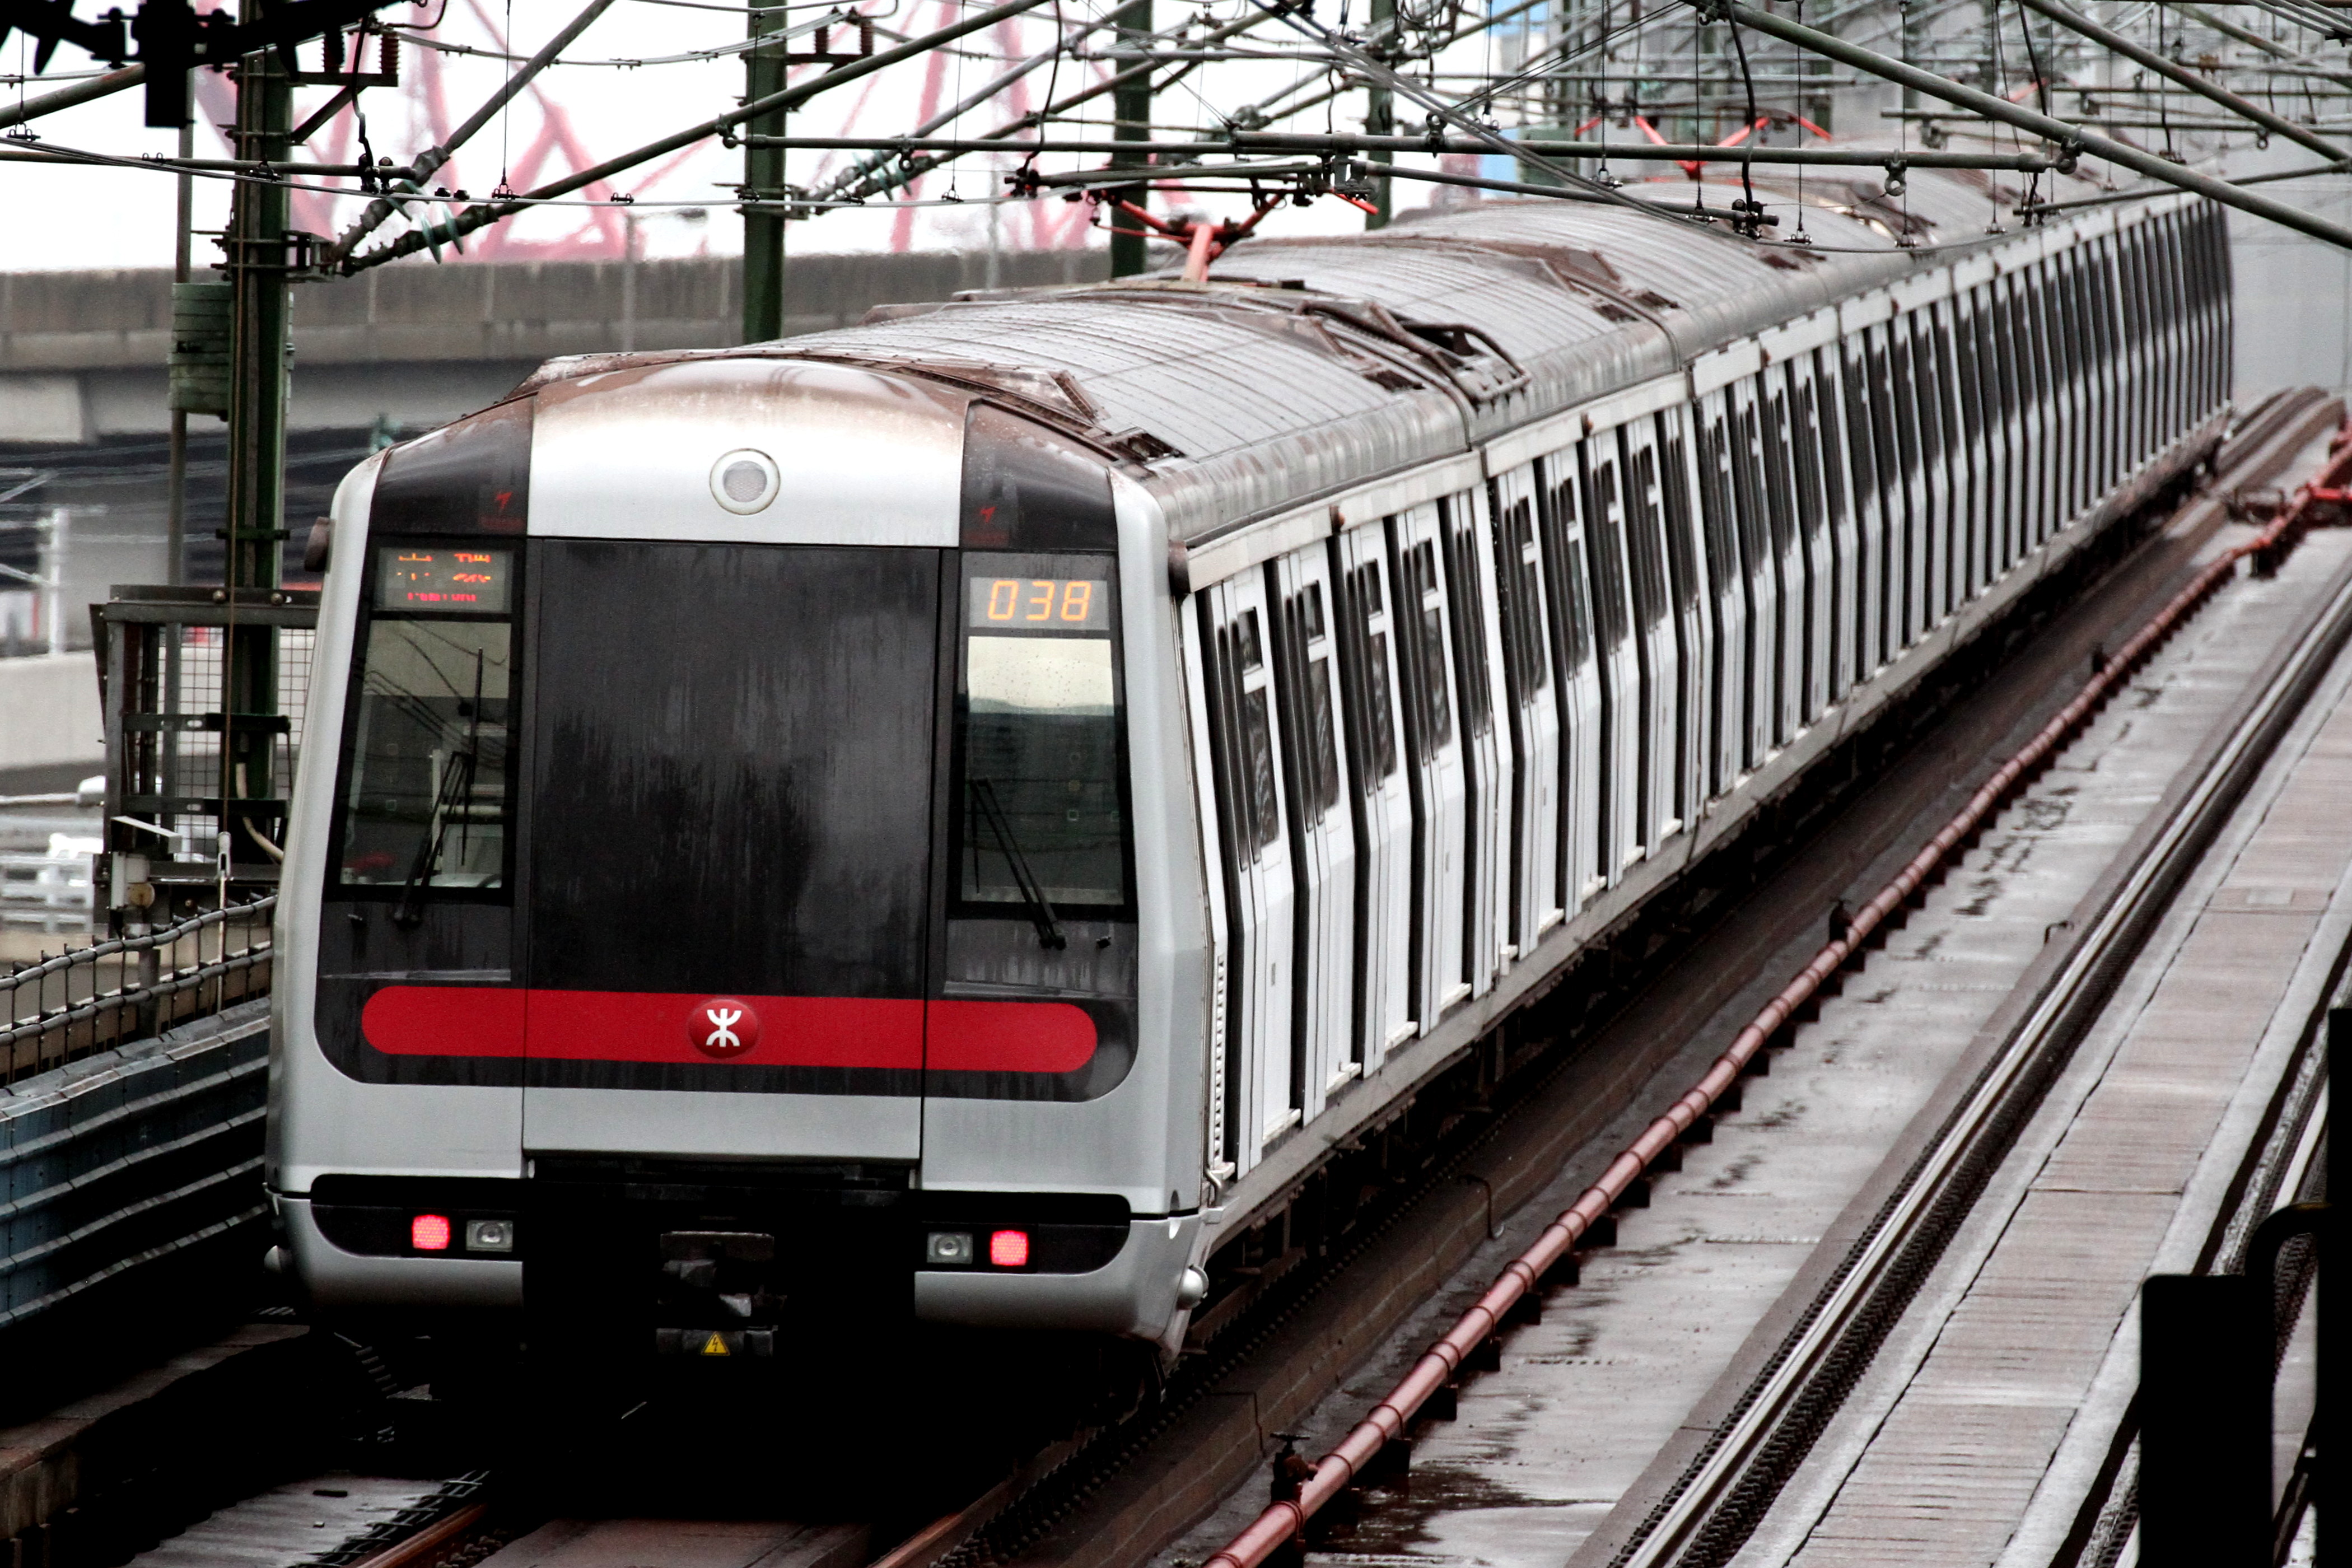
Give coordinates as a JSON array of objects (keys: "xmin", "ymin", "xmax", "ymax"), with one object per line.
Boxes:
[{"xmin": 357, "ymin": 986, "xmax": 1094, "ymax": 1074}]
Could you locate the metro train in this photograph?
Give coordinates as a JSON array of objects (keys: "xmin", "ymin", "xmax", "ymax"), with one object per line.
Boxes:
[{"xmin": 268, "ymin": 157, "xmax": 2233, "ymax": 1370}]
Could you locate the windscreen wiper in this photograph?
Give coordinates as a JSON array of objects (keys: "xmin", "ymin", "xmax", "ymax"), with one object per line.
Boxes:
[
  {"xmin": 393, "ymin": 651, "xmax": 486, "ymax": 928},
  {"xmin": 391, "ymin": 745, "xmax": 475, "ymax": 928},
  {"xmin": 969, "ymin": 778, "xmax": 1067, "ymax": 951}
]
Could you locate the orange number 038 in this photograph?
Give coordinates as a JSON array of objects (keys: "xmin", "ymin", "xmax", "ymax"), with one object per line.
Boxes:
[{"xmin": 983, "ymin": 578, "xmax": 1095, "ymax": 624}]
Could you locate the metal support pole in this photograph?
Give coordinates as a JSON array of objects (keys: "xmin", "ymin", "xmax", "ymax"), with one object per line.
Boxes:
[
  {"xmin": 1365, "ymin": 0, "xmax": 1393, "ymax": 229},
  {"xmin": 221, "ymin": 20, "xmax": 289, "ymax": 881},
  {"xmin": 1707, "ymin": 0, "xmax": 2352, "ymax": 252},
  {"xmin": 2140, "ymin": 1273, "xmax": 2270, "ymax": 1567},
  {"xmin": 167, "ymin": 107, "xmax": 192, "ymax": 588},
  {"xmin": 742, "ymin": 1, "xmax": 789, "ymax": 342},
  {"xmin": 2014, "ymin": 0, "xmax": 2348, "ymax": 169},
  {"xmin": 1109, "ymin": 0, "xmax": 1152, "ymax": 276}
]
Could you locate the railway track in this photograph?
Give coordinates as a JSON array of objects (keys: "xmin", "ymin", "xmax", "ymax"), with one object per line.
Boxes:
[{"xmin": 88, "ymin": 394, "xmax": 2341, "ymax": 1568}]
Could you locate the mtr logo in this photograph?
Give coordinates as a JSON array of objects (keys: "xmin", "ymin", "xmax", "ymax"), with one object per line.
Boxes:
[{"xmin": 688, "ymin": 998, "xmax": 762, "ymax": 1059}]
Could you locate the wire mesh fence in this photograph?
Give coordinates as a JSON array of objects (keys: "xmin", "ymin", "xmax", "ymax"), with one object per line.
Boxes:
[{"xmin": 1, "ymin": 895, "xmax": 274, "ymax": 1085}]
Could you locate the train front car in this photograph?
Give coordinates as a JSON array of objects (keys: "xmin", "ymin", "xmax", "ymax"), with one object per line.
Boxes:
[{"xmin": 268, "ymin": 356, "xmax": 1211, "ymax": 1379}]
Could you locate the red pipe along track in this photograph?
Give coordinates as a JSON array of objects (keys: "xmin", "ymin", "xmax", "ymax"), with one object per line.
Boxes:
[{"xmin": 1200, "ymin": 427, "xmax": 2352, "ymax": 1568}]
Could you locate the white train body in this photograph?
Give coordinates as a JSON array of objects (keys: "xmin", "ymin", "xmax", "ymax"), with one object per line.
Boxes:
[{"xmin": 268, "ymin": 171, "xmax": 2231, "ymax": 1356}]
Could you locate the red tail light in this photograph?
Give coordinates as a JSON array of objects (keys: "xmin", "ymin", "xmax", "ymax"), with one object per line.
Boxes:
[
  {"xmin": 411, "ymin": 1214, "xmax": 453, "ymax": 1251},
  {"xmin": 988, "ymin": 1229, "xmax": 1030, "ymax": 1268}
]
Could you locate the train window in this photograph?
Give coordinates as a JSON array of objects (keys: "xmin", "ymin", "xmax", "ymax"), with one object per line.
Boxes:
[
  {"xmin": 1588, "ymin": 451, "xmax": 1634, "ymax": 650},
  {"xmin": 1627, "ymin": 439, "xmax": 1670, "ymax": 632},
  {"xmin": 1956, "ymin": 305, "xmax": 1984, "ymax": 449},
  {"xmin": 1658, "ymin": 419, "xmax": 1702, "ymax": 614},
  {"xmin": 1816, "ymin": 368, "xmax": 1848, "ymax": 530},
  {"xmin": 1400, "ymin": 540, "xmax": 1454, "ymax": 760},
  {"xmin": 1538, "ymin": 458, "xmax": 1597, "ymax": 674},
  {"xmin": 955, "ymin": 551, "xmax": 1133, "ymax": 911},
  {"xmin": 333, "ymin": 544, "xmax": 515, "ymax": 892},
  {"xmin": 1339, "ymin": 562, "xmax": 1399, "ymax": 786},
  {"xmin": 1494, "ymin": 493, "xmax": 1550, "ymax": 697},
  {"xmin": 1761, "ymin": 386, "xmax": 1798, "ymax": 584},
  {"xmin": 1275, "ymin": 583, "xmax": 1343, "ymax": 823},
  {"xmin": 1791, "ymin": 382, "xmax": 1824, "ymax": 571},
  {"xmin": 1441, "ymin": 501, "xmax": 1496, "ymax": 739}
]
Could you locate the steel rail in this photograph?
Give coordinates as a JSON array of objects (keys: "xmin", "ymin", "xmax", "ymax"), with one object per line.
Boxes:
[
  {"xmin": 1200, "ymin": 444, "xmax": 2352, "ymax": 1568},
  {"xmin": 1705, "ymin": 0, "xmax": 2352, "ymax": 251}
]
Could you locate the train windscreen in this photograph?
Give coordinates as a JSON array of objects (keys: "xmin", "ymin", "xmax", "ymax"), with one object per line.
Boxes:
[
  {"xmin": 953, "ymin": 552, "xmax": 1132, "ymax": 916},
  {"xmin": 333, "ymin": 545, "xmax": 516, "ymax": 892}
]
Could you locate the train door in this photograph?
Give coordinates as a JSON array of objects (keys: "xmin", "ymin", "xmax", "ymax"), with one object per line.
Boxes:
[
  {"xmin": 1490, "ymin": 465, "xmax": 1564, "ymax": 946},
  {"xmin": 1887, "ymin": 323, "xmax": 1927, "ymax": 648},
  {"xmin": 1583, "ymin": 435, "xmax": 1645, "ymax": 872},
  {"xmin": 1694, "ymin": 390, "xmax": 1749, "ymax": 791},
  {"xmin": 2026, "ymin": 269, "xmax": 2060, "ymax": 544},
  {"xmin": 1332, "ymin": 529, "xmax": 1414, "ymax": 1075},
  {"xmin": 1840, "ymin": 340, "xmax": 1887, "ymax": 682},
  {"xmin": 1621, "ymin": 419, "xmax": 1682, "ymax": 837},
  {"xmin": 518, "ymin": 540, "xmax": 937, "ymax": 1164},
  {"xmin": 1952, "ymin": 291, "xmax": 1987, "ymax": 600},
  {"xmin": 1786, "ymin": 354, "xmax": 1833, "ymax": 724},
  {"xmin": 1726, "ymin": 378, "xmax": 1776, "ymax": 766},
  {"xmin": 1441, "ymin": 489, "xmax": 1512, "ymax": 992},
  {"xmin": 2166, "ymin": 217, "xmax": 2190, "ymax": 440},
  {"xmin": 1938, "ymin": 306, "xmax": 1969, "ymax": 611},
  {"xmin": 1758, "ymin": 365, "xmax": 1804, "ymax": 745},
  {"xmin": 1268, "ymin": 549, "xmax": 1357, "ymax": 1121},
  {"xmin": 1656, "ymin": 407, "xmax": 1712, "ymax": 829},
  {"xmin": 1537, "ymin": 451, "xmax": 1606, "ymax": 909},
  {"xmin": 1389, "ymin": 507, "xmax": 1471, "ymax": 1026},
  {"xmin": 1811, "ymin": 351, "xmax": 1859, "ymax": 704},
  {"xmin": 1995, "ymin": 278, "xmax": 2032, "ymax": 571},
  {"xmin": 1973, "ymin": 289, "xmax": 2010, "ymax": 583},
  {"xmin": 2126, "ymin": 227, "xmax": 2154, "ymax": 472},
  {"xmin": 1198, "ymin": 581, "xmax": 1298, "ymax": 1167},
  {"xmin": 1916, "ymin": 306, "xmax": 1958, "ymax": 621},
  {"xmin": 2088, "ymin": 245, "xmax": 2121, "ymax": 500},
  {"xmin": 1177, "ymin": 612, "xmax": 1234, "ymax": 1185},
  {"xmin": 2054, "ymin": 259, "xmax": 2088, "ymax": 525}
]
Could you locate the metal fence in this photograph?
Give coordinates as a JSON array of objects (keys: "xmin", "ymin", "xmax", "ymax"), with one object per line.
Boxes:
[
  {"xmin": 3, "ymin": 896, "xmax": 274, "ymax": 1085},
  {"xmin": 0, "ymin": 997, "xmax": 269, "ymax": 1337}
]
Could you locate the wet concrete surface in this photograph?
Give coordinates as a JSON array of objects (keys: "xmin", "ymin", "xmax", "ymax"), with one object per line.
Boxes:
[{"xmin": 1150, "ymin": 526, "xmax": 2352, "ymax": 1568}]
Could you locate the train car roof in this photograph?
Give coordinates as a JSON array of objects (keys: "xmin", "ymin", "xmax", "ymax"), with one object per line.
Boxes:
[{"xmin": 510, "ymin": 155, "xmax": 2157, "ymax": 550}]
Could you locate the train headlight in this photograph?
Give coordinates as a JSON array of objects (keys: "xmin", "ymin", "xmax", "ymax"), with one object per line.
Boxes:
[
  {"xmin": 988, "ymin": 1230, "xmax": 1030, "ymax": 1268},
  {"xmin": 926, "ymin": 1231, "xmax": 974, "ymax": 1266},
  {"xmin": 465, "ymin": 1219, "xmax": 515, "ymax": 1254},
  {"xmin": 410, "ymin": 1214, "xmax": 452, "ymax": 1252}
]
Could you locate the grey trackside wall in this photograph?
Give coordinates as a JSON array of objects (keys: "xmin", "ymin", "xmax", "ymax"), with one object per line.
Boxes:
[{"xmin": 0, "ymin": 250, "xmax": 1112, "ymax": 439}]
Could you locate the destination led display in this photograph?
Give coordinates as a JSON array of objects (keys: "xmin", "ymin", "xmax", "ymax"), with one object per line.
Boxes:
[{"xmin": 376, "ymin": 547, "xmax": 514, "ymax": 614}]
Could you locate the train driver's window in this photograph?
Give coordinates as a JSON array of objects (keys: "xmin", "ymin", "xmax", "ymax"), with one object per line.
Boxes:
[
  {"xmin": 954, "ymin": 554, "xmax": 1134, "ymax": 915},
  {"xmin": 334, "ymin": 544, "xmax": 515, "ymax": 891}
]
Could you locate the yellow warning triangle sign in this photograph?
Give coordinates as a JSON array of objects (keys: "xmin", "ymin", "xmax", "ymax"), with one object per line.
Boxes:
[{"xmin": 701, "ymin": 1332, "xmax": 730, "ymax": 1356}]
